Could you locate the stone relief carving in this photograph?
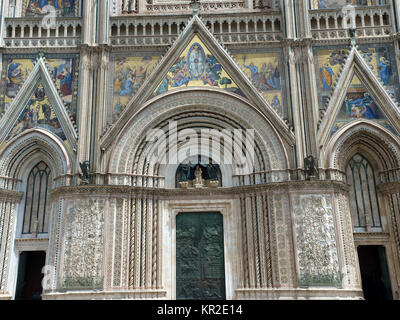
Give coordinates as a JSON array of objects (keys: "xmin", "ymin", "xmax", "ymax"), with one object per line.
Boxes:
[
  {"xmin": 292, "ymin": 194, "xmax": 342, "ymax": 287},
  {"xmin": 61, "ymin": 198, "xmax": 105, "ymax": 290}
]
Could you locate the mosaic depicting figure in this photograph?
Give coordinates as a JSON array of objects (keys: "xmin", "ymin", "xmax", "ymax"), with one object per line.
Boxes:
[
  {"xmin": 1, "ymin": 56, "xmax": 79, "ymax": 126},
  {"xmin": 235, "ymin": 52, "xmax": 284, "ymax": 114},
  {"xmin": 6, "ymin": 84, "xmax": 67, "ymax": 144},
  {"xmin": 112, "ymin": 56, "xmax": 158, "ymax": 113},
  {"xmin": 330, "ymin": 74, "xmax": 394, "ymax": 136},
  {"xmin": 345, "ymin": 92, "xmax": 380, "ymax": 119},
  {"xmin": 315, "ymin": 46, "xmax": 400, "ymax": 109},
  {"xmin": 154, "ymin": 37, "xmax": 241, "ymax": 97},
  {"xmin": 242, "ymin": 56, "xmax": 280, "ymax": 91},
  {"xmin": 313, "ymin": 0, "xmax": 385, "ymax": 9},
  {"xmin": 26, "ymin": 0, "xmax": 75, "ymax": 16},
  {"xmin": 5, "ymin": 60, "xmax": 34, "ymax": 99}
]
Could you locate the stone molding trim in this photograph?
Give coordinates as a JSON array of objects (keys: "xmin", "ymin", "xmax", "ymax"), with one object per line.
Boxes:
[
  {"xmin": 49, "ymin": 180, "xmax": 350, "ymax": 199},
  {"xmin": 0, "ymin": 189, "xmax": 23, "ymax": 202},
  {"xmin": 106, "ymin": 90, "xmax": 290, "ymax": 181},
  {"xmin": 0, "ymin": 129, "xmax": 73, "ymax": 188},
  {"xmin": 324, "ymin": 121, "xmax": 400, "ymax": 174}
]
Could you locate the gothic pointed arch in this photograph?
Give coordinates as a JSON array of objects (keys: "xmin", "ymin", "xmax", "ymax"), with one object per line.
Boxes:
[
  {"xmin": 0, "ymin": 128, "xmax": 72, "ymax": 188},
  {"xmin": 0, "ymin": 57, "xmax": 78, "ymax": 152},
  {"xmin": 107, "ymin": 90, "xmax": 290, "ymax": 186},
  {"xmin": 318, "ymin": 47, "xmax": 400, "ymax": 151},
  {"xmin": 101, "ymin": 15, "xmax": 294, "ymax": 150},
  {"xmin": 324, "ymin": 121, "xmax": 400, "ymax": 181}
]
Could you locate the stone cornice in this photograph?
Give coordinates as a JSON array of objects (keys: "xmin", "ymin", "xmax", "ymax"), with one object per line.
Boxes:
[
  {"xmin": 377, "ymin": 182, "xmax": 400, "ymax": 194},
  {"xmin": 50, "ymin": 180, "xmax": 349, "ymax": 199},
  {"xmin": 0, "ymin": 188, "xmax": 24, "ymax": 202}
]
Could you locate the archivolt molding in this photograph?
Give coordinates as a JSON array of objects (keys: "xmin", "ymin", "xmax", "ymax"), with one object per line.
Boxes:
[
  {"xmin": 0, "ymin": 129, "xmax": 72, "ymax": 188},
  {"xmin": 100, "ymin": 15, "xmax": 294, "ymax": 149},
  {"xmin": 318, "ymin": 46, "xmax": 400, "ymax": 149},
  {"xmin": 324, "ymin": 121, "xmax": 400, "ymax": 173},
  {"xmin": 107, "ymin": 90, "xmax": 289, "ymax": 181},
  {"xmin": 0, "ymin": 57, "xmax": 78, "ymax": 150}
]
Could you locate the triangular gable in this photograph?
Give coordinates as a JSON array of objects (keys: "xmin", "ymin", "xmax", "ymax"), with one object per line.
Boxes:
[
  {"xmin": 100, "ymin": 15, "xmax": 295, "ymax": 150},
  {"xmin": 318, "ymin": 47, "xmax": 400, "ymax": 147},
  {"xmin": 152, "ymin": 35, "xmax": 245, "ymax": 98},
  {"xmin": 2, "ymin": 82, "xmax": 71, "ymax": 151},
  {"xmin": 0, "ymin": 57, "xmax": 77, "ymax": 151},
  {"xmin": 1, "ymin": 55, "xmax": 79, "ymax": 125},
  {"xmin": 330, "ymin": 74, "xmax": 396, "ymax": 138}
]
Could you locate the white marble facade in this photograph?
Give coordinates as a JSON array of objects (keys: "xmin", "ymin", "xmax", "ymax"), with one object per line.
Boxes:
[{"xmin": 0, "ymin": 0, "xmax": 399, "ymax": 300}]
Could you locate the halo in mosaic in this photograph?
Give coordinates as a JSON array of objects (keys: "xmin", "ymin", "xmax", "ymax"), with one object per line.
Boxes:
[{"xmin": 153, "ymin": 36, "xmax": 243, "ymax": 98}]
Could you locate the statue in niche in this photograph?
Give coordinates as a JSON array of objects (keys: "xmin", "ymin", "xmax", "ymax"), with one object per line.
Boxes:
[
  {"xmin": 194, "ymin": 165, "xmax": 204, "ymax": 188},
  {"xmin": 122, "ymin": 0, "xmax": 137, "ymax": 13},
  {"xmin": 177, "ymin": 160, "xmax": 220, "ymax": 188},
  {"xmin": 80, "ymin": 161, "xmax": 90, "ymax": 184},
  {"xmin": 304, "ymin": 155, "xmax": 318, "ymax": 180}
]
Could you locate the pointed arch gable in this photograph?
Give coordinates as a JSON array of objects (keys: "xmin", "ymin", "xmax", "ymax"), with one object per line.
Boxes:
[
  {"xmin": 100, "ymin": 15, "xmax": 294, "ymax": 150},
  {"xmin": 318, "ymin": 47, "xmax": 400, "ymax": 149},
  {"xmin": 0, "ymin": 129, "xmax": 72, "ymax": 188},
  {"xmin": 325, "ymin": 121, "xmax": 400, "ymax": 176},
  {"xmin": 0, "ymin": 57, "xmax": 77, "ymax": 151}
]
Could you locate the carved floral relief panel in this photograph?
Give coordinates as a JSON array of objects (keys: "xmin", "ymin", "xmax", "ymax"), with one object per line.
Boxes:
[
  {"xmin": 292, "ymin": 194, "xmax": 342, "ymax": 287},
  {"xmin": 61, "ymin": 198, "xmax": 105, "ymax": 290}
]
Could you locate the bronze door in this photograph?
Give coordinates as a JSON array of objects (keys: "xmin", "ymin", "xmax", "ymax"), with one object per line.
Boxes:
[{"xmin": 176, "ymin": 212, "xmax": 225, "ymax": 300}]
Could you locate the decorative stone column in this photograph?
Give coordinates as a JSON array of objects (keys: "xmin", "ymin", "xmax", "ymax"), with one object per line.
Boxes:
[{"xmin": 0, "ymin": 189, "xmax": 23, "ymax": 300}]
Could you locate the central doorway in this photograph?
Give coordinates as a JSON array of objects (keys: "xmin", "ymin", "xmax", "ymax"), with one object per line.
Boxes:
[
  {"xmin": 357, "ymin": 245, "xmax": 393, "ymax": 300},
  {"xmin": 176, "ymin": 212, "xmax": 225, "ymax": 300},
  {"xmin": 15, "ymin": 251, "xmax": 46, "ymax": 300}
]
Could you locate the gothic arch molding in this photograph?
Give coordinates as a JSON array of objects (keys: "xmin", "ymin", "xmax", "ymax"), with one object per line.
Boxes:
[
  {"xmin": 324, "ymin": 121, "xmax": 400, "ymax": 179},
  {"xmin": 0, "ymin": 128, "xmax": 72, "ymax": 189},
  {"xmin": 107, "ymin": 89, "xmax": 290, "ymax": 185}
]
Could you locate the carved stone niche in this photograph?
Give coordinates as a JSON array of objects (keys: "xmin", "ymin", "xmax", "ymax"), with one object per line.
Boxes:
[{"xmin": 176, "ymin": 160, "xmax": 221, "ymax": 189}]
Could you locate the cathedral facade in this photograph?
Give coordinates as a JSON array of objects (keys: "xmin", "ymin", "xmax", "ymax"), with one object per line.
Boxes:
[{"xmin": 0, "ymin": 0, "xmax": 399, "ymax": 300}]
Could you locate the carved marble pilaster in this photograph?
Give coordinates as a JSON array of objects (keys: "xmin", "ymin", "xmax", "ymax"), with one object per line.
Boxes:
[
  {"xmin": 271, "ymin": 192, "xmax": 296, "ymax": 287},
  {"xmin": 292, "ymin": 194, "xmax": 342, "ymax": 287},
  {"xmin": 0, "ymin": 201, "xmax": 16, "ymax": 294},
  {"xmin": 60, "ymin": 198, "xmax": 105, "ymax": 290}
]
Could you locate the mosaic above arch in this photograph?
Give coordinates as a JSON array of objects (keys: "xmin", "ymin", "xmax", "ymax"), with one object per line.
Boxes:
[
  {"xmin": 109, "ymin": 53, "xmax": 161, "ymax": 118},
  {"xmin": 330, "ymin": 74, "xmax": 396, "ymax": 138},
  {"xmin": 0, "ymin": 54, "xmax": 80, "ymax": 123},
  {"xmin": 25, "ymin": 0, "xmax": 78, "ymax": 17},
  {"xmin": 311, "ymin": 0, "xmax": 386, "ymax": 9},
  {"xmin": 0, "ymin": 82, "xmax": 70, "ymax": 152},
  {"xmin": 153, "ymin": 36, "xmax": 243, "ymax": 99},
  {"xmin": 232, "ymin": 50, "xmax": 286, "ymax": 117},
  {"xmin": 314, "ymin": 44, "xmax": 400, "ymax": 110}
]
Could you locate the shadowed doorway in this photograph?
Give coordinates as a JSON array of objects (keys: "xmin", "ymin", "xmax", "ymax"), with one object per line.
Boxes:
[
  {"xmin": 357, "ymin": 245, "xmax": 393, "ymax": 300},
  {"xmin": 15, "ymin": 251, "xmax": 46, "ymax": 300}
]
